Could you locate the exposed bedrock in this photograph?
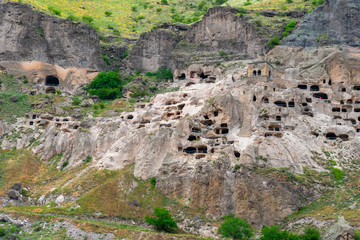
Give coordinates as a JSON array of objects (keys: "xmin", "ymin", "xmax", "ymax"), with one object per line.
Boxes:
[
  {"xmin": 284, "ymin": 0, "xmax": 360, "ymax": 47},
  {"xmin": 0, "ymin": 2, "xmax": 105, "ymax": 70}
]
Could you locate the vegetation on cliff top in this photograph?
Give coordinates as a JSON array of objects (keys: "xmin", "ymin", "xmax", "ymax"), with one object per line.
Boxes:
[{"xmin": 12, "ymin": 0, "xmax": 314, "ymax": 38}]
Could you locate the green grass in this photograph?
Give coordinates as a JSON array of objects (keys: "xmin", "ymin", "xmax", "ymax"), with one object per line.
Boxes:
[
  {"xmin": 13, "ymin": 0, "xmax": 224, "ymax": 38},
  {"xmin": 14, "ymin": 0, "xmax": 314, "ymax": 38}
]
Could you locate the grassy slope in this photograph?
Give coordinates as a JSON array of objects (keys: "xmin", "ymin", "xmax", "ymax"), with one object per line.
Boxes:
[{"xmin": 11, "ymin": 0, "xmax": 312, "ymax": 38}]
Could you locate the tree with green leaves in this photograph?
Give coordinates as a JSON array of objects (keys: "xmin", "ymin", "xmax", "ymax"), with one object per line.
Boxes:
[
  {"xmin": 145, "ymin": 208, "xmax": 177, "ymax": 232},
  {"xmin": 218, "ymin": 215, "xmax": 253, "ymax": 240}
]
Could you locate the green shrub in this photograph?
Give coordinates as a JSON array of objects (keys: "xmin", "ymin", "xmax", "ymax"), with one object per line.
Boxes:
[
  {"xmin": 215, "ymin": 0, "xmax": 229, "ymax": 5},
  {"xmin": 131, "ymin": 6, "xmax": 138, "ymax": 12},
  {"xmin": 244, "ymin": 0, "xmax": 252, "ymax": 6},
  {"xmin": 285, "ymin": 21, "xmax": 297, "ymax": 32},
  {"xmin": 218, "ymin": 215, "xmax": 253, "ymax": 240},
  {"xmin": 103, "ymin": 55, "xmax": 111, "ymax": 66},
  {"xmin": 61, "ymin": 160, "xmax": 69, "ymax": 170},
  {"xmin": 234, "ymin": 164, "xmax": 241, "ymax": 170},
  {"xmin": 286, "ymin": 0, "xmax": 293, "ymax": 3},
  {"xmin": 145, "ymin": 208, "xmax": 177, "ymax": 232},
  {"xmin": 156, "ymin": 8, "xmax": 163, "ymax": 12},
  {"xmin": 198, "ymin": 1, "xmax": 207, "ymax": 10},
  {"xmin": 150, "ymin": 177, "xmax": 156, "ymax": 187},
  {"xmin": 105, "ymin": 11, "xmax": 112, "ymax": 17},
  {"xmin": 48, "ymin": 6, "xmax": 61, "ymax": 16},
  {"xmin": 331, "ymin": 167, "xmax": 344, "ymax": 181},
  {"xmin": 145, "ymin": 67, "xmax": 173, "ymax": 80},
  {"xmin": 82, "ymin": 15, "xmax": 94, "ymax": 25},
  {"xmin": 261, "ymin": 225, "xmax": 299, "ymax": 240},
  {"xmin": 300, "ymin": 228, "xmax": 320, "ymax": 240},
  {"xmin": 89, "ymin": 88, "xmax": 121, "ymax": 100},
  {"xmin": 84, "ymin": 156, "xmax": 92, "ymax": 164},
  {"xmin": 219, "ymin": 50, "xmax": 227, "ymax": 57},
  {"xmin": 267, "ymin": 37, "xmax": 280, "ymax": 48},
  {"xmin": 161, "ymin": 0, "xmax": 169, "ymax": 5},
  {"xmin": 236, "ymin": 8, "xmax": 247, "ymax": 16},
  {"xmin": 72, "ymin": 96, "xmax": 81, "ymax": 106},
  {"xmin": 67, "ymin": 14, "xmax": 79, "ymax": 22},
  {"xmin": 89, "ymin": 72, "xmax": 124, "ymax": 90},
  {"xmin": 354, "ymin": 230, "xmax": 360, "ymax": 240}
]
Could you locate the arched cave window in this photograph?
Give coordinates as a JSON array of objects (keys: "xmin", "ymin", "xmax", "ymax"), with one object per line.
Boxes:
[
  {"xmin": 253, "ymin": 96, "xmax": 257, "ymax": 102},
  {"xmin": 258, "ymin": 70, "xmax": 262, "ymax": 76},
  {"xmin": 325, "ymin": 132, "xmax": 337, "ymax": 140},
  {"xmin": 313, "ymin": 93, "xmax": 328, "ymax": 99},
  {"xmin": 310, "ymin": 85, "xmax": 319, "ymax": 91},
  {"xmin": 45, "ymin": 76, "xmax": 59, "ymax": 86},
  {"xmin": 178, "ymin": 73, "xmax": 186, "ymax": 80},
  {"xmin": 253, "ymin": 70, "xmax": 257, "ymax": 77}
]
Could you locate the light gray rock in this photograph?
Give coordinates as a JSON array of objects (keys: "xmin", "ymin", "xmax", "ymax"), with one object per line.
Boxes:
[{"xmin": 322, "ymin": 216, "xmax": 355, "ymax": 240}]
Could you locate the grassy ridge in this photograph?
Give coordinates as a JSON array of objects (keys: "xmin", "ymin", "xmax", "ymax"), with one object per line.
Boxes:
[
  {"xmin": 13, "ymin": 0, "xmax": 215, "ymax": 38},
  {"xmin": 12, "ymin": 0, "xmax": 313, "ymax": 38}
]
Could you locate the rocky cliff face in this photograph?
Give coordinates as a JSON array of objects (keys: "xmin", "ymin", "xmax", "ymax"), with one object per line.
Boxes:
[
  {"xmin": 284, "ymin": 0, "xmax": 360, "ymax": 47},
  {"xmin": 0, "ymin": 2, "xmax": 105, "ymax": 70},
  {"xmin": 184, "ymin": 7, "xmax": 265, "ymax": 57},
  {"xmin": 127, "ymin": 7, "xmax": 267, "ymax": 72},
  {"xmin": 126, "ymin": 24, "xmax": 187, "ymax": 72}
]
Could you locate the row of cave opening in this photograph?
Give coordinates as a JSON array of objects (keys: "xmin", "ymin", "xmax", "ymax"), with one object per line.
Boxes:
[
  {"xmin": 298, "ymin": 83, "xmax": 360, "ymax": 92},
  {"xmin": 182, "ymin": 145, "xmax": 241, "ymax": 158}
]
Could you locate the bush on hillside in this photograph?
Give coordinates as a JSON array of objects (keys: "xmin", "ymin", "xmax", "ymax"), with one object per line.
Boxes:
[
  {"xmin": 218, "ymin": 215, "xmax": 253, "ymax": 240},
  {"xmin": 145, "ymin": 208, "xmax": 177, "ymax": 232},
  {"xmin": 145, "ymin": 68, "xmax": 173, "ymax": 81},
  {"xmin": 87, "ymin": 72, "xmax": 126, "ymax": 100}
]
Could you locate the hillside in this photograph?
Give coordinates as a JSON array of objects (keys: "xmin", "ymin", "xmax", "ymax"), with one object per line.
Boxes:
[
  {"xmin": 1, "ymin": 0, "xmax": 360, "ymax": 239},
  {"xmin": 11, "ymin": 0, "xmax": 316, "ymax": 38}
]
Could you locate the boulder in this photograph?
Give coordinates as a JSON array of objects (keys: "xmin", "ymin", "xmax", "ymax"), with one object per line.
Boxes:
[
  {"xmin": 9, "ymin": 96, "xmax": 19, "ymax": 102},
  {"xmin": 10, "ymin": 183, "xmax": 21, "ymax": 192},
  {"xmin": 55, "ymin": 195, "xmax": 65, "ymax": 205},
  {"xmin": 323, "ymin": 216, "xmax": 355, "ymax": 240},
  {"xmin": 8, "ymin": 189, "xmax": 21, "ymax": 200}
]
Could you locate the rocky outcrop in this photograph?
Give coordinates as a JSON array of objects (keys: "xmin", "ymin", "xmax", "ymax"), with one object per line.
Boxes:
[
  {"xmin": 184, "ymin": 7, "xmax": 265, "ymax": 57},
  {"xmin": 0, "ymin": 2, "xmax": 105, "ymax": 70},
  {"xmin": 126, "ymin": 7, "xmax": 267, "ymax": 72},
  {"xmin": 126, "ymin": 24, "xmax": 186, "ymax": 72},
  {"xmin": 157, "ymin": 161, "xmax": 315, "ymax": 227},
  {"xmin": 284, "ymin": 0, "xmax": 360, "ymax": 47}
]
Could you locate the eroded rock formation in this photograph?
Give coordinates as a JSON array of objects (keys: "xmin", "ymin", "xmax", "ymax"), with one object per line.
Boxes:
[{"xmin": 0, "ymin": 2, "xmax": 105, "ymax": 70}]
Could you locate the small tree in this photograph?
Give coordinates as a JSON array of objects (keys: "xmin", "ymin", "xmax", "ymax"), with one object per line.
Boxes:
[
  {"xmin": 261, "ymin": 225, "xmax": 300, "ymax": 240},
  {"xmin": 300, "ymin": 228, "xmax": 320, "ymax": 240},
  {"xmin": 145, "ymin": 208, "xmax": 177, "ymax": 232},
  {"xmin": 218, "ymin": 215, "xmax": 253, "ymax": 240}
]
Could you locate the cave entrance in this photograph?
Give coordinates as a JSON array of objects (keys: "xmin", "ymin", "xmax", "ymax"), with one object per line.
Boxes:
[
  {"xmin": 45, "ymin": 76, "xmax": 59, "ymax": 86},
  {"xmin": 313, "ymin": 93, "xmax": 328, "ymax": 99},
  {"xmin": 325, "ymin": 132, "xmax": 337, "ymax": 140},
  {"xmin": 178, "ymin": 73, "xmax": 186, "ymax": 80},
  {"xmin": 310, "ymin": 85, "xmax": 319, "ymax": 91}
]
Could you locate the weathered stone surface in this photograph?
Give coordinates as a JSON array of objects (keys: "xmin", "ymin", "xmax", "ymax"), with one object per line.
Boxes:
[
  {"xmin": 126, "ymin": 26, "xmax": 183, "ymax": 72},
  {"xmin": 323, "ymin": 216, "xmax": 355, "ymax": 240},
  {"xmin": 8, "ymin": 189, "xmax": 21, "ymax": 200},
  {"xmin": 10, "ymin": 183, "xmax": 22, "ymax": 192},
  {"xmin": 0, "ymin": 2, "xmax": 105, "ymax": 70},
  {"xmin": 284, "ymin": 0, "xmax": 360, "ymax": 47},
  {"xmin": 184, "ymin": 7, "xmax": 265, "ymax": 57}
]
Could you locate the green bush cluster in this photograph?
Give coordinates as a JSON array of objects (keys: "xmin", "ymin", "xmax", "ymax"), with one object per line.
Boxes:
[
  {"xmin": 282, "ymin": 20, "xmax": 297, "ymax": 37},
  {"xmin": 87, "ymin": 71, "xmax": 127, "ymax": 100},
  {"xmin": 217, "ymin": 216, "xmax": 320, "ymax": 240},
  {"xmin": 311, "ymin": 0, "xmax": 325, "ymax": 7},
  {"xmin": 218, "ymin": 215, "xmax": 253, "ymax": 240},
  {"xmin": 331, "ymin": 167, "xmax": 344, "ymax": 181},
  {"xmin": 145, "ymin": 67, "xmax": 173, "ymax": 81},
  {"xmin": 48, "ymin": 6, "xmax": 61, "ymax": 16},
  {"xmin": 267, "ymin": 37, "xmax": 280, "ymax": 48},
  {"xmin": 145, "ymin": 208, "xmax": 177, "ymax": 232}
]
